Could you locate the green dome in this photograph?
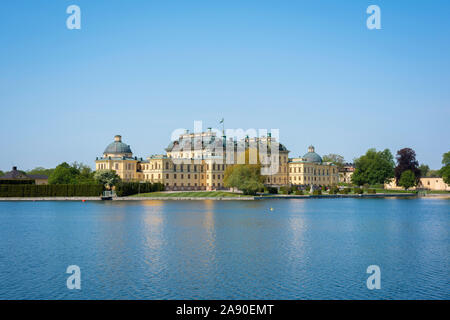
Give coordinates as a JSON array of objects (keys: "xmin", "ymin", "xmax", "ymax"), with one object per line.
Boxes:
[
  {"xmin": 303, "ymin": 145, "xmax": 322, "ymax": 163},
  {"xmin": 104, "ymin": 135, "xmax": 132, "ymax": 155}
]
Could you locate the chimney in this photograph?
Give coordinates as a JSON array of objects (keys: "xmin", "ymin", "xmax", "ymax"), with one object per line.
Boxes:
[{"xmin": 114, "ymin": 135, "xmax": 122, "ymax": 142}]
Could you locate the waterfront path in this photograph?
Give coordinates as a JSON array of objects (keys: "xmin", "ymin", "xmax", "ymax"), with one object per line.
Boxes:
[{"xmin": 0, "ymin": 193, "xmax": 435, "ymax": 201}]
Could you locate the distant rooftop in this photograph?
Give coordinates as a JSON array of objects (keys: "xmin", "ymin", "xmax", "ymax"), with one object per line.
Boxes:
[{"xmin": 0, "ymin": 166, "xmax": 48, "ymax": 180}]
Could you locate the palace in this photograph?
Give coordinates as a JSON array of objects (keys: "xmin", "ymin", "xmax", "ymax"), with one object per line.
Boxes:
[{"xmin": 95, "ymin": 130, "xmax": 339, "ymax": 190}]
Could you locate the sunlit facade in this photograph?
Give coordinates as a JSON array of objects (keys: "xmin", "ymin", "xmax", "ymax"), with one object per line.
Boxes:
[{"xmin": 96, "ymin": 132, "xmax": 339, "ymax": 190}]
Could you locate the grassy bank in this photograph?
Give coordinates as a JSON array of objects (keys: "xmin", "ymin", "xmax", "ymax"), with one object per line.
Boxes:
[{"xmin": 130, "ymin": 191, "xmax": 244, "ymax": 198}]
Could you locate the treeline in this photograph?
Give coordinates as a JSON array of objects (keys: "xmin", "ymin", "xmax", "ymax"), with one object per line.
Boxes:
[
  {"xmin": 115, "ymin": 182, "xmax": 165, "ymax": 197},
  {"xmin": 351, "ymin": 148, "xmax": 450, "ymax": 190},
  {"xmin": 0, "ymin": 184, "xmax": 104, "ymax": 197}
]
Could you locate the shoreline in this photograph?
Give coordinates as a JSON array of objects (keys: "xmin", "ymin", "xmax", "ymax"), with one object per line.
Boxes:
[{"xmin": 1, "ymin": 193, "xmax": 448, "ymax": 201}]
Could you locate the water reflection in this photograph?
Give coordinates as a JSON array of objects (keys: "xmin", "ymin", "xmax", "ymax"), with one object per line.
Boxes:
[{"xmin": 0, "ymin": 199, "xmax": 448, "ymax": 299}]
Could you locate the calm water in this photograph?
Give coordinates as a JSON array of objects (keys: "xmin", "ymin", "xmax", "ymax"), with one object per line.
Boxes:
[{"xmin": 0, "ymin": 198, "xmax": 448, "ymax": 300}]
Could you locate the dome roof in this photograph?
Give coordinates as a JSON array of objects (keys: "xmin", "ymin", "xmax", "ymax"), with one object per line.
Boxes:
[
  {"xmin": 303, "ymin": 145, "xmax": 322, "ymax": 163},
  {"xmin": 104, "ymin": 135, "xmax": 132, "ymax": 155}
]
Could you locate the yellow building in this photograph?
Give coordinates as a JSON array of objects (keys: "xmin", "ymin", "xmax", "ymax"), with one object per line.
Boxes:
[
  {"xmin": 96, "ymin": 132, "xmax": 339, "ymax": 190},
  {"xmin": 385, "ymin": 177, "xmax": 450, "ymax": 191},
  {"xmin": 338, "ymin": 164, "xmax": 355, "ymax": 184},
  {"xmin": 288, "ymin": 146, "xmax": 339, "ymax": 187}
]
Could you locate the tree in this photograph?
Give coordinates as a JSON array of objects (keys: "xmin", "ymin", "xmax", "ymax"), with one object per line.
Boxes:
[
  {"xmin": 427, "ymin": 169, "xmax": 441, "ymax": 178},
  {"xmin": 27, "ymin": 167, "xmax": 55, "ymax": 177},
  {"xmin": 322, "ymin": 154, "xmax": 345, "ymax": 169},
  {"xmin": 419, "ymin": 164, "xmax": 429, "ymax": 177},
  {"xmin": 94, "ymin": 170, "xmax": 122, "ymax": 188},
  {"xmin": 394, "ymin": 148, "xmax": 420, "ymax": 184},
  {"xmin": 442, "ymin": 151, "xmax": 450, "ymax": 167},
  {"xmin": 0, "ymin": 170, "xmax": 4, "ymax": 177},
  {"xmin": 72, "ymin": 162, "xmax": 95, "ymax": 184},
  {"xmin": 224, "ymin": 164, "xmax": 264, "ymax": 195},
  {"xmin": 351, "ymin": 148, "xmax": 395, "ymax": 186},
  {"xmin": 48, "ymin": 162, "xmax": 80, "ymax": 184},
  {"xmin": 398, "ymin": 170, "xmax": 416, "ymax": 190},
  {"xmin": 440, "ymin": 151, "xmax": 450, "ymax": 185}
]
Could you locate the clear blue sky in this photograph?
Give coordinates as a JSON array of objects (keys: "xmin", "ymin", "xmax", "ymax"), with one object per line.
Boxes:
[{"xmin": 0, "ymin": 0, "xmax": 449, "ymax": 171}]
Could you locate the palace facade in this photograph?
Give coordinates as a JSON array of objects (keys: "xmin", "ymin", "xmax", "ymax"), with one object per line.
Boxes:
[{"xmin": 95, "ymin": 131, "xmax": 339, "ymax": 190}]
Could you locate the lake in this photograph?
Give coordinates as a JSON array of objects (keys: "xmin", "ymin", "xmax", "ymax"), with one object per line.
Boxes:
[{"xmin": 0, "ymin": 198, "xmax": 448, "ymax": 299}]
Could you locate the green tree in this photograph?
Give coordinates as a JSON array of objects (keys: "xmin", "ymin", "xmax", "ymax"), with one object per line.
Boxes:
[
  {"xmin": 72, "ymin": 162, "xmax": 96, "ymax": 184},
  {"xmin": 224, "ymin": 164, "xmax": 264, "ymax": 195},
  {"xmin": 351, "ymin": 148, "xmax": 395, "ymax": 186},
  {"xmin": 27, "ymin": 167, "xmax": 55, "ymax": 177},
  {"xmin": 398, "ymin": 170, "xmax": 416, "ymax": 190},
  {"xmin": 442, "ymin": 151, "xmax": 450, "ymax": 167},
  {"xmin": 440, "ymin": 151, "xmax": 450, "ymax": 184},
  {"xmin": 0, "ymin": 170, "xmax": 4, "ymax": 177},
  {"xmin": 94, "ymin": 170, "xmax": 122, "ymax": 188},
  {"xmin": 426, "ymin": 169, "xmax": 441, "ymax": 178},
  {"xmin": 48, "ymin": 162, "xmax": 80, "ymax": 184},
  {"xmin": 322, "ymin": 154, "xmax": 345, "ymax": 169},
  {"xmin": 419, "ymin": 164, "xmax": 429, "ymax": 177}
]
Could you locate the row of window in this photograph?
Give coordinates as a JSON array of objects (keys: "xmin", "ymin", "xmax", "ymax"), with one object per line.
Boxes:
[
  {"xmin": 142, "ymin": 173, "xmax": 225, "ymax": 181},
  {"xmin": 98, "ymin": 163, "xmax": 135, "ymax": 171},
  {"xmin": 167, "ymin": 182, "xmax": 222, "ymax": 188},
  {"xmin": 289, "ymin": 167, "xmax": 336, "ymax": 175},
  {"xmin": 290, "ymin": 176, "xmax": 337, "ymax": 182}
]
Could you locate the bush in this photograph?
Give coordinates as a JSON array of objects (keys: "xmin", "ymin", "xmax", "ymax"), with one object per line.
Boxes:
[
  {"xmin": 265, "ymin": 186, "xmax": 278, "ymax": 194},
  {"xmin": 354, "ymin": 187, "xmax": 364, "ymax": 194},
  {"xmin": 294, "ymin": 190, "xmax": 303, "ymax": 195},
  {"xmin": 312, "ymin": 189, "xmax": 322, "ymax": 195},
  {"xmin": 329, "ymin": 186, "xmax": 339, "ymax": 194},
  {"xmin": 279, "ymin": 186, "xmax": 290, "ymax": 194},
  {"xmin": 339, "ymin": 188, "xmax": 350, "ymax": 194},
  {"xmin": 115, "ymin": 182, "xmax": 165, "ymax": 197},
  {"xmin": 368, "ymin": 188, "xmax": 376, "ymax": 194},
  {"xmin": 0, "ymin": 184, "xmax": 104, "ymax": 197}
]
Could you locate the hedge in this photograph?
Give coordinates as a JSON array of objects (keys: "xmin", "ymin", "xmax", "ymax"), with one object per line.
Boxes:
[
  {"xmin": 0, "ymin": 179, "xmax": 35, "ymax": 185},
  {"xmin": 354, "ymin": 187, "xmax": 364, "ymax": 194},
  {"xmin": 329, "ymin": 186, "xmax": 340, "ymax": 194},
  {"xmin": 115, "ymin": 182, "xmax": 165, "ymax": 197},
  {"xmin": 0, "ymin": 184, "xmax": 104, "ymax": 197},
  {"xmin": 265, "ymin": 186, "xmax": 278, "ymax": 194}
]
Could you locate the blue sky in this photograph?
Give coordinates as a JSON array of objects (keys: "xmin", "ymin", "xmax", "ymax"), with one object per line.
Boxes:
[{"xmin": 0, "ymin": 0, "xmax": 449, "ymax": 171}]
